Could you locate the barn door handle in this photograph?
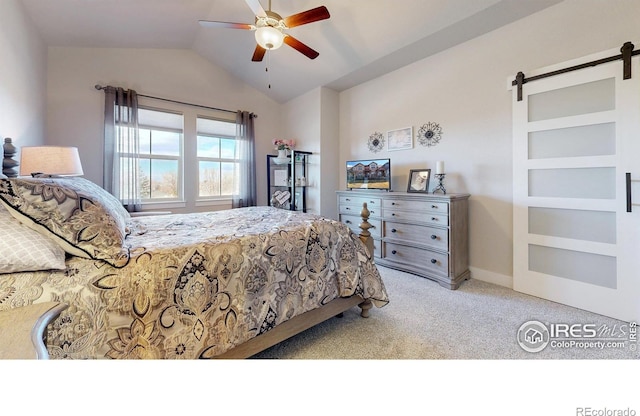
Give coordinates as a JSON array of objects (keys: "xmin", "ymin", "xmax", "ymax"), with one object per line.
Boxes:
[{"xmin": 627, "ymin": 172, "xmax": 632, "ymax": 212}]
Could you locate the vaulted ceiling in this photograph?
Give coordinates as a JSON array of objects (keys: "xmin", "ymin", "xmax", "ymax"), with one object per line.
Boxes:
[{"xmin": 20, "ymin": 0, "xmax": 562, "ymax": 103}]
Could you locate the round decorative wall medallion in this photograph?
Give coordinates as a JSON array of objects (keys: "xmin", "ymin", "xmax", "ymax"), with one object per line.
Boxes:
[
  {"xmin": 417, "ymin": 122, "xmax": 443, "ymax": 147},
  {"xmin": 367, "ymin": 132, "xmax": 385, "ymax": 153}
]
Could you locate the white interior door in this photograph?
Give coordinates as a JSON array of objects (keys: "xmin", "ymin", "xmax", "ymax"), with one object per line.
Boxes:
[{"xmin": 512, "ymin": 51, "xmax": 640, "ymax": 322}]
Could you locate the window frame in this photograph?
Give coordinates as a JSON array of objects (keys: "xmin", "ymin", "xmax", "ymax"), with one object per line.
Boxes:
[
  {"xmin": 134, "ymin": 105, "xmax": 185, "ymax": 204},
  {"xmin": 117, "ymin": 98, "xmax": 241, "ymax": 211},
  {"xmin": 196, "ymin": 116, "xmax": 239, "ymax": 202}
]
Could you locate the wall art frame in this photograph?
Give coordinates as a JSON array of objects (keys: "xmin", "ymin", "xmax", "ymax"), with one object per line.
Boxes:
[{"xmin": 387, "ymin": 127, "xmax": 413, "ymax": 151}]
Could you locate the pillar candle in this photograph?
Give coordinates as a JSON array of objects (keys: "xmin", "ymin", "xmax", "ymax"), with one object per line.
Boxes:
[{"xmin": 436, "ymin": 161, "xmax": 445, "ymax": 174}]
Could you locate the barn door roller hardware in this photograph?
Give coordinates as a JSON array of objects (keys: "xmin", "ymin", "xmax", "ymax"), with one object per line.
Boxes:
[{"xmin": 513, "ymin": 41, "xmax": 639, "ymax": 101}]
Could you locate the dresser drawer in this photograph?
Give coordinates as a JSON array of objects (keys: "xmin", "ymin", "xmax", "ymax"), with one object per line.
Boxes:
[
  {"xmin": 382, "ymin": 242, "xmax": 449, "ymax": 276},
  {"xmin": 384, "ymin": 221, "xmax": 448, "ymax": 251},
  {"xmin": 383, "ymin": 209, "xmax": 449, "ymax": 226},
  {"xmin": 383, "ymin": 199, "xmax": 449, "ymax": 214},
  {"xmin": 341, "ymin": 214, "xmax": 381, "ymax": 238},
  {"xmin": 339, "ymin": 195, "xmax": 382, "ymax": 211},
  {"xmin": 339, "ymin": 204, "xmax": 381, "ymax": 218}
]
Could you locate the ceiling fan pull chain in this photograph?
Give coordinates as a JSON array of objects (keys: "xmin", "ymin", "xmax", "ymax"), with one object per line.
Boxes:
[{"xmin": 267, "ymin": 51, "xmax": 272, "ymax": 89}]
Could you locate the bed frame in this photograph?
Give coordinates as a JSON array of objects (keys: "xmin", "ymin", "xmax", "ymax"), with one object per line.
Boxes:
[{"xmin": 215, "ymin": 202, "xmax": 376, "ymax": 359}]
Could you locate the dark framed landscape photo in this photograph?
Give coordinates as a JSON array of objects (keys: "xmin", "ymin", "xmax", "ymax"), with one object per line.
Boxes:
[{"xmin": 407, "ymin": 169, "xmax": 431, "ymax": 193}]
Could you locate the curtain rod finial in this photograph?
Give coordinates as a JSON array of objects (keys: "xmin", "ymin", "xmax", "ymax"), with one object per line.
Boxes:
[{"xmin": 94, "ymin": 84, "xmax": 103, "ymax": 90}]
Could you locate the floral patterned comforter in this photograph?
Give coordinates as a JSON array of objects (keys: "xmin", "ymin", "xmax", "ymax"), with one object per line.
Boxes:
[{"xmin": 0, "ymin": 207, "xmax": 388, "ymax": 359}]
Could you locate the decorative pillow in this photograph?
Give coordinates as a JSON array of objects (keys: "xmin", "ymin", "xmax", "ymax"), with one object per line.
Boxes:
[
  {"xmin": 0, "ymin": 177, "xmax": 131, "ymax": 268},
  {"xmin": 0, "ymin": 204, "xmax": 67, "ymax": 273}
]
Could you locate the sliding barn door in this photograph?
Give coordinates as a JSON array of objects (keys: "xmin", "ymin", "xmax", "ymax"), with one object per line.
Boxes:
[{"xmin": 512, "ymin": 51, "xmax": 640, "ymax": 322}]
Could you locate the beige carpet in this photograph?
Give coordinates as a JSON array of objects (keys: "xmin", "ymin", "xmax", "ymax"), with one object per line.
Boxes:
[{"xmin": 252, "ymin": 265, "xmax": 639, "ymax": 359}]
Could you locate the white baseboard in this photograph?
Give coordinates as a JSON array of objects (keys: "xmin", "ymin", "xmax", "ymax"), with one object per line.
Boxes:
[{"xmin": 468, "ymin": 266, "xmax": 513, "ymax": 289}]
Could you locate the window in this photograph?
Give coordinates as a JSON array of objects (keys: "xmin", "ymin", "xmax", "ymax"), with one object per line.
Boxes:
[
  {"xmin": 116, "ymin": 103, "xmax": 240, "ymax": 208},
  {"xmin": 197, "ymin": 117, "xmax": 238, "ymax": 199},
  {"xmin": 136, "ymin": 107, "xmax": 183, "ymax": 201}
]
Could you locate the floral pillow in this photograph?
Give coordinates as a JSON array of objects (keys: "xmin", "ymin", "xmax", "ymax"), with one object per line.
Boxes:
[{"xmin": 0, "ymin": 177, "xmax": 131, "ymax": 268}]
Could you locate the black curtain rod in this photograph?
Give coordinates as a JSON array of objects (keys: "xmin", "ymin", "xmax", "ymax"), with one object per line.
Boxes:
[
  {"xmin": 512, "ymin": 41, "xmax": 638, "ymax": 101},
  {"xmin": 94, "ymin": 85, "xmax": 257, "ymax": 118}
]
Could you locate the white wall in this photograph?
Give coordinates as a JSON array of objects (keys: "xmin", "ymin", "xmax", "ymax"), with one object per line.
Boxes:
[
  {"xmin": 319, "ymin": 87, "xmax": 340, "ymax": 219},
  {"xmin": 280, "ymin": 86, "xmax": 340, "ymax": 217},
  {"xmin": 45, "ymin": 47, "xmax": 282, "ymax": 209},
  {"xmin": 281, "ymin": 87, "xmax": 322, "ymax": 214},
  {"xmin": 338, "ymin": 0, "xmax": 640, "ymax": 286},
  {"xmin": 0, "ymin": 0, "xmax": 47, "ymax": 155}
]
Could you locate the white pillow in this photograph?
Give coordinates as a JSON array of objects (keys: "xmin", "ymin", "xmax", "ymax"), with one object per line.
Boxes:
[{"xmin": 0, "ymin": 204, "xmax": 66, "ymax": 273}]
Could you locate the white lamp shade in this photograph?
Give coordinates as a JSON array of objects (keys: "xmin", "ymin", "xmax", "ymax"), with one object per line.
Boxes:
[
  {"xmin": 255, "ymin": 26, "xmax": 284, "ymax": 50},
  {"xmin": 19, "ymin": 146, "xmax": 84, "ymax": 176}
]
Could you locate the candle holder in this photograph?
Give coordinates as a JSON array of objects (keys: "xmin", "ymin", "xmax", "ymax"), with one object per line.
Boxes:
[{"xmin": 433, "ymin": 173, "xmax": 446, "ymax": 194}]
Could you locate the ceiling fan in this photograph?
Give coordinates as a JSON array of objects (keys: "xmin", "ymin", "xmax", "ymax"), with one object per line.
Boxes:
[{"xmin": 199, "ymin": 0, "xmax": 330, "ymax": 62}]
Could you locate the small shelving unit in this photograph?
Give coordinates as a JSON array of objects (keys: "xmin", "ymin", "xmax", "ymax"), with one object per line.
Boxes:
[{"xmin": 267, "ymin": 150, "xmax": 311, "ymax": 212}]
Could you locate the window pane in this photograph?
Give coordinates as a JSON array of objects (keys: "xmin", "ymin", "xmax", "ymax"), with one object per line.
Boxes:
[
  {"xmin": 529, "ymin": 123, "xmax": 616, "ymax": 159},
  {"xmin": 150, "ymin": 159, "xmax": 178, "ymax": 198},
  {"xmin": 199, "ymin": 161, "xmax": 220, "ymax": 197},
  {"xmin": 528, "ymin": 78, "xmax": 615, "ymax": 122},
  {"xmin": 221, "ymin": 138, "xmax": 236, "ymax": 159},
  {"xmin": 220, "ymin": 162, "xmax": 236, "ymax": 195},
  {"xmin": 529, "ymin": 244, "xmax": 616, "ymax": 289},
  {"xmin": 197, "ymin": 136, "xmax": 220, "ymax": 158},
  {"xmin": 197, "ymin": 117, "xmax": 235, "ymax": 136},
  {"xmin": 528, "ymin": 167, "xmax": 615, "ymax": 199},
  {"xmin": 139, "ymin": 129, "xmax": 151, "ymax": 155},
  {"xmin": 139, "ymin": 158, "xmax": 151, "ymax": 199},
  {"xmin": 151, "ymin": 130, "xmax": 180, "ymax": 156},
  {"xmin": 139, "ymin": 108, "xmax": 183, "ymax": 130}
]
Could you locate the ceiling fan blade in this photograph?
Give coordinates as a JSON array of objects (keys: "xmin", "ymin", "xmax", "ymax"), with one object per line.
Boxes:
[
  {"xmin": 245, "ymin": 0, "xmax": 266, "ymax": 17},
  {"xmin": 252, "ymin": 45, "xmax": 267, "ymax": 62},
  {"xmin": 199, "ymin": 20, "xmax": 254, "ymax": 30},
  {"xmin": 283, "ymin": 35, "xmax": 320, "ymax": 60},
  {"xmin": 283, "ymin": 6, "xmax": 330, "ymax": 28}
]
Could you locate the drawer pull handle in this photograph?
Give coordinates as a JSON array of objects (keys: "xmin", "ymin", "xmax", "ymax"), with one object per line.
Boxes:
[
  {"xmin": 370, "ymin": 210, "xmax": 375, "ymax": 214},
  {"xmin": 430, "ymin": 235, "xmax": 437, "ymax": 240},
  {"xmin": 391, "ymin": 202, "xmax": 396, "ymax": 205},
  {"xmin": 369, "ymin": 200, "xmax": 375, "ymax": 204},
  {"xmin": 391, "ymin": 250, "xmax": 397, "ymax": 255},
  {"xmin": 391, "ymin": 228, "xmax": 397, "ymax": 233},
  {"xmin": 346, "ymin": 198, "xmax": 351, "ymax": 201},
  {"xmin": 432, "ymin": 205, "xmax": 437, "ymax": 209},
  {"xmin": 345, "ymin": 207, "xmax": 350, "ymax": 210},
  {"xmin": 430, "ymin": 259, "xmax": 437, "ymax": 264},
  {"xmin": 431, "ymin": 217, "xmax": 437, "ymax": 221},
  {"xmin": 392, "ymin": 213, "xmax": 396, "ymax": 216},
  {"xmin": 345, "ymin": 220, "xmax": 352, "ymax": 224}
]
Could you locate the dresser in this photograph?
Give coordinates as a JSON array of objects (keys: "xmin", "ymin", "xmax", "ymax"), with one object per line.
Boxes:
[{"xmin": 337, "ymin": 190, "xmax": 470, "ymax": 289}]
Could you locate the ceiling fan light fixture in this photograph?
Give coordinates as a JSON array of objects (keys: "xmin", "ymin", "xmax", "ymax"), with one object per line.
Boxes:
[{"xmin": 255, "ymin": 26, "xmax": 284, "ymax": 50}]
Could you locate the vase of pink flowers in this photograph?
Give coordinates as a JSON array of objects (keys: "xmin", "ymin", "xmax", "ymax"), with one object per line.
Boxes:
[{"xmin": 273, "ymin": 139, "xmax": 296, "ymax": 163}]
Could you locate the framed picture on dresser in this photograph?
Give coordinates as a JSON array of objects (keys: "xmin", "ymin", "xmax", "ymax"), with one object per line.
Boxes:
[{"xmin": 407, "ymin": 169, "xmax": 431, "ymax": 193}]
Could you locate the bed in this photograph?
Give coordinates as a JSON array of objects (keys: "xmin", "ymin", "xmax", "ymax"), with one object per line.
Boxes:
[{"xmin": 0, "ymin": 176, "xmax": 388, "ymax": 359}]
